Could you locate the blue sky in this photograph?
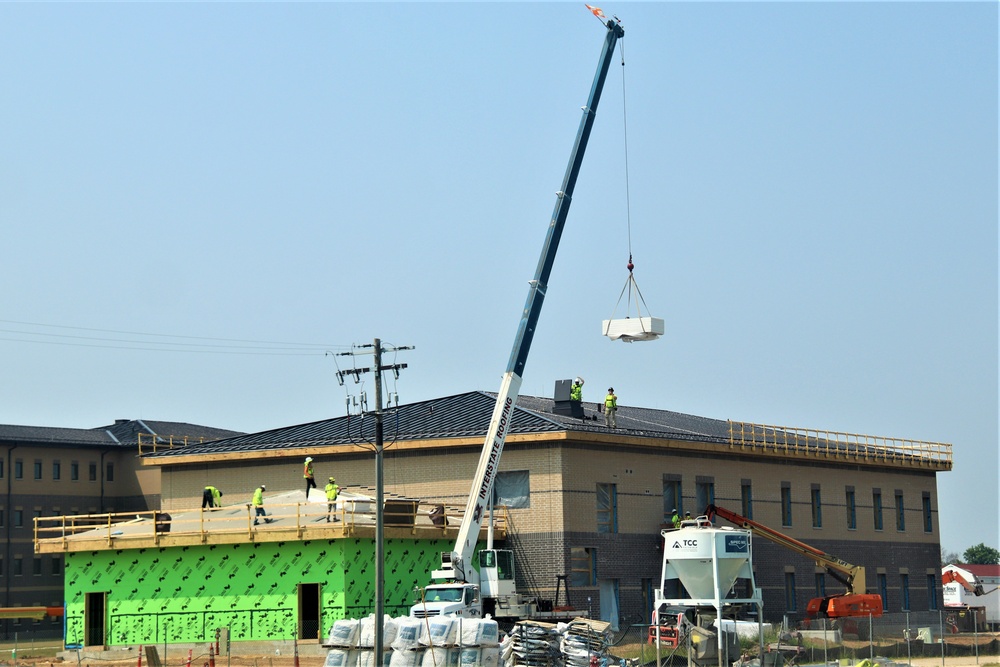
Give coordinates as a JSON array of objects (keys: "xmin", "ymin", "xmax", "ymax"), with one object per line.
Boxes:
[{"xmin": 1, "ymin": 3, "xmax": 995, "ymax": 556}]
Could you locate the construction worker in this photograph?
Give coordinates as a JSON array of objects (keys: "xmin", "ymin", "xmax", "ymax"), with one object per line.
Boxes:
[
  {"xmin": 303, "ymin": 457, "xmax": 316, "ymax": 498},
  {"xmin": 252, "ymin": 484, "xmax": 272, "ymax": 525},
  {"xmin": 202, "ymin": 486, "xmax": 223, "ymax": 509},
  {"xmin": 604, "ymin": 387, "xmax": 618, "ymax": 428},
  {"xmin": 671, "ymin": 508, "xmax": 680, "ymax": 529},
  {"xmin": 325, "ymin": 477, "xmax": 340, "ymax": 523},
  {"xmin": 570, "ymin": 377, "xmax": 584, "ymax": 402}
]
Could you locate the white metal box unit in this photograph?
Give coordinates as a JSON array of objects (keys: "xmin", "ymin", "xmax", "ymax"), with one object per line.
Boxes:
[{"xmin": 602, "ymin": 316, "xmax": 664, "ymax": 342}]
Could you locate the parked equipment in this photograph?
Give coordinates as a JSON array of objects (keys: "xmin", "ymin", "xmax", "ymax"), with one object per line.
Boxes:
[
  {"xmin": 410, "ymin": 16, "xmax": 625, "ymax": 622},
  {"xmin": 704, "ymin": 504, "xmax": 884, "ymax": 618}
]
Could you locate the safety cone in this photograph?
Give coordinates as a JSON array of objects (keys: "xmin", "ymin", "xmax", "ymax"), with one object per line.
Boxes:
[
  {"xmin": 137, "ymin": 645, "xmax": 143, "ymax": 667},
  {"xmin": 293, "ymin": 637, "xmax": 300, "ymax": 667},
  {"xmin": 186, "ymin": 649, "xmax": 192, "ymax": 667},
  {"xmin": 209, "ymin": 642, "xmax": 215, "ymax": 667}
]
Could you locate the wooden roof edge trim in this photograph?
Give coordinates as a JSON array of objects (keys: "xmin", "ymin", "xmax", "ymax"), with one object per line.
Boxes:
[{"xmin": 144, "ymin": 432, "xmax": 570, "ymax": 466}]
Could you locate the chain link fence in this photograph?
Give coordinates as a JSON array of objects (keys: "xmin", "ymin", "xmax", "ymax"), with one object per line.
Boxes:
[{"xmin": 0, "ymin": 612, "xmax": 996, "ymax": 667}]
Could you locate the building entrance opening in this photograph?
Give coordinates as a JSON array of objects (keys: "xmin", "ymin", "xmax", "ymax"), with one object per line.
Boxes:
[
  {"xmin": 298, "ymin": 583, "xmax": 321, "ymax": 640},
  {"xmin": 85, "ymin": 592, "xmax": 106, "ymax": 648}
]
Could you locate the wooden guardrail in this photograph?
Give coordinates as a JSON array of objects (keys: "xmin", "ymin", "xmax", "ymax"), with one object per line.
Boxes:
[{"xmin": 728, "ymin": 420, "xmax": 952, "ymax": 469}]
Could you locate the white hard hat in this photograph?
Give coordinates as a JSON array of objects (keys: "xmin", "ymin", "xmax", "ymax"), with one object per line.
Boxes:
[{"xmin": 575, "ymin": 376, "xmax": 584, "ymax": 385}]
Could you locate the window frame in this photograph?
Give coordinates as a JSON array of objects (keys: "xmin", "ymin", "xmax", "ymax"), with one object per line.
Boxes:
[
  {"xmin": 811, "ymin": 485, "xmax": 822, "ymax": 528},
  {"xmin": 596, "ymin": 482, "xmax": 618, "ymax": 534},
  {"xmin": 781, "ymin": 483, "xmax": 793, "ymax": 527},
  {"xmin": 740, "ymin": 480, "xmax": 753, "ymax": 519},
  {"xmin": 873, "ymin": 489, "xmax": 883, "ymax": 531}
]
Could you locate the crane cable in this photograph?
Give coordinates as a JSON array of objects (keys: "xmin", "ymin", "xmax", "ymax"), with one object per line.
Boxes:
[{"xmin": 607, "ymin": 37, "xmax": 654, "ymax": 323}]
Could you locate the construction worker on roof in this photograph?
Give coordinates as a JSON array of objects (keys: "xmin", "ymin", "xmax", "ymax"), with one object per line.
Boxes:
[
  {"xmin": 604, "ymin": 387, "xmax": 618, "ymax": 429},
  {"xmin": 303, "ymin": 457, "xmax": 316, "ymax": 498},
  {"xmin": 252, "ymin": 485, "xmax": 272, "ymax": 525},
  {"xmin": 202, "ymin": 486, "xmax": 223, "ymax": 510},
  {"xmin": 325, "ymin": 477, "xmax": 340, "ymax": 523},
  {"xmin": 671, "ymin": 508, "xmax": 680, "ymax": 529},
  {"xmin": 570, "ymin": 377, "xmax": 584, "ymax": 402}
]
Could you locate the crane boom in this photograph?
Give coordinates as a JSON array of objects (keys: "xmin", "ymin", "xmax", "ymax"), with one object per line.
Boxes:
[
  {"xmin": 444, "ymin": 18, "xmax": 625, "ymax": 584},
  {"xmin": 704, "ymin": 504, "xmax": 884, "ymax": 618}
]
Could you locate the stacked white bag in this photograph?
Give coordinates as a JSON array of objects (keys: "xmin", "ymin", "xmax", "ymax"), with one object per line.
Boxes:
[
  {"xmin": 456, "ymin": 617, "xmax": 500, "ymax": 667},
  {"xmin": 355, "ymin": 615, "xmax": 397, "ymax": 667},
  {"xmin": 328, "ymin": 618, "xmax": 361, "ymax": 648},
  {"xmin": 390, "ymin": 617, "xmax": 425, "ymax": 666}
]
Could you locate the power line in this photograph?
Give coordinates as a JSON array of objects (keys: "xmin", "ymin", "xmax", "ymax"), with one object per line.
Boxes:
[{"xmin": 0, "ymin": 318, "xmax": 351, "ymax": 356}]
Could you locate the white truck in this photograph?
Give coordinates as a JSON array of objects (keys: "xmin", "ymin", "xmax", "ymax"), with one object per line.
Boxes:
[{"xmin": 408, "ymin": 15, "xmax": 625, "ymax": 623}]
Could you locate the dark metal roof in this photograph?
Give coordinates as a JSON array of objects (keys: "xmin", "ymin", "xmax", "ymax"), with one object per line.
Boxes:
[
  {"xmin": 142, "ymin": 391, "xmax": 731, "ymax": 460},
  {"xmin": 0, "ymin": 420, "xmax": 243, "ymax": 449}
]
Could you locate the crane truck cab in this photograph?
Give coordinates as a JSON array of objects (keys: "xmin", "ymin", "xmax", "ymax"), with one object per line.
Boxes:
[{"xmin": 411, "ymin": 548, "xmax": 543, "ymax": 620}]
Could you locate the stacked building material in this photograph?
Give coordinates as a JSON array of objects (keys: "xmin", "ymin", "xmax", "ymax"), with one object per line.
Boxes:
[
  {"xmin": 560, "ymin": 619, "xmax": 612, "ymax": 667},
  {"xmin": 500, "ymin": 620, "xmax": 563, "ymax": 666}
]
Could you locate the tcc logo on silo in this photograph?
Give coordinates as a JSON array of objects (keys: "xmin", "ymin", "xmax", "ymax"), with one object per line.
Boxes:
[{"xmin": 671, "ymin": 538, "xmax": 698, "ymax": 550}]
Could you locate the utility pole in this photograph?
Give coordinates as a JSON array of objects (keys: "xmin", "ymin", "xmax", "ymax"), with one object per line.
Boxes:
[{"xmin": 335, "ymin": 338, "xmax": 412, "ymax": 661}]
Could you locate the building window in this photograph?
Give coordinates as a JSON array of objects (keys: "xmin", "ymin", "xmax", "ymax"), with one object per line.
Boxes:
[
  {"xmin": 14, "ymin": 510, "xmax": 23, "ymax": 528},
  {"xmin": 32, "ymin": 558, "xmax": 42, "ymax": 576},
  {"xmin": 493, "ymin": 470, "xmax": 530, "ymax": 509},
  {"xmin": 88, "ymin": 463, "xmax": 97, "ymax": 482},
  {"xmin": 33, "ymin": 460, "xmax": 42, "ymax": 480},
  {"xmin": 878, "ymin": 573, "xmax": 888, "ymax": 608},
  {"xmin": 0, "ymin": 509, "xmax": 4, "ymax": 527},
  {"xmin": 741, "ymin": 480, "xmax": 753, "ymax": 519},
  {"xmin": 52, "ymin": 557, "xmax": 62, "ymax": 576},
  {"xmin": 895, "ymin": 491, "xmax": 905, "ymax": 531},
  {"xmin": 52, "ymin": 461, "xmax": 61, "ymax": 481},
  {"xmin": 70, "ymin": 462, "xmax": 79, "ymax": 481},
  {"xmin": 570, "ymin": 547, "xmax": 596, "ymax": 587},
  {"xmin": 781, "ymin": 484, "xmax": 792, "ymax": 527},
  {"xmin": 873, "ymin": 490, "xmax": 883, "ymax": 530},
  {"xmin": 927, "ymin": 574, "xmax": 938, "ymax": 611},
  {"xmin": 663, "ymin": 476, "xmax": 682, "ymax": 520},
  {"xmin": 901, "ymin": 573, "xmax": 910, "ymax": 611},
  {"xmin": 922, "ymin": 493, "xmax": 933, "ymax": 533},
  {"xmin": 13, "ymin": 557, "xmax": 23, "ymax": 577},
  {"xmin": 846, "ymin": 487, "xmax": 857, "ymax": 530},
  {"xmin": 14, "ymin": 459, "xmax": 23, "ymax": 480},
  {"xmin": 695, "ymin": 479, "xmax": 715, "ymax": 515},
  {"xmin": 106, "ymin": 462, "xmax": 115, "ymax": 483},
  {"xmin": 0, "ymin": 458, "xmax": 4, "ymax": 478},
  {"xmin": 811, "ymin": 486, "xmax": 822, "ymax": 528},
  {"xmin": 0, "ymin": 557, "xmax": 3, "ymax": 576},
  {"xmin": 597, "ymin": 483, "xmax": 618, "ymax": 533},
  {"xmin": 815, "ymin": 572, "xmax": 826, "ymax": 598},
  {"xmin": 784, "ymin": 572, "xmax": 797, "ymax": 612}
]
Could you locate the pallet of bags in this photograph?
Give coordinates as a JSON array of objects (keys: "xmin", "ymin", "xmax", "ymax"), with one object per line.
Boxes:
[
  {"xmin": 358, "ymin": 614, "xmax": 400, "ymax": 649},
  {"xmin": 458, "ymin": 646, "xmax": 499, "ymax": 667},
  {"xmin": 502, "ymin": 620, "xmax": 562, "ymax": 666},
  {"xmin": 420, "ymin": 647, "xmax": 459, "ymax": 667},
  {"xmin": 324, "ymin": 649, "xmax": 359, "ymax": 667},
  {"xmin": 355, "ymin": 649, "xmax": 391, "ymax": 667},
  {"xmin": 388, "ymin": 648, "xmax": 424, "ymax": 667},
  {"xmin": 328, "ymin": 618, "xmax": 362, "ymax": 649},
  {"xmin": 561, "ymin": 618, "xmax": 612, "ymax": 667},
  {"xmin": 391, "ymin": 617, "xmax": 425, "ymax": 652},
  {"xmin": 458, "ymin": 617, "xmax": 499, "ymax": 648},
  {"xmin": 418, "ymin": 615, "xmax": 459, "ymax": 648}
]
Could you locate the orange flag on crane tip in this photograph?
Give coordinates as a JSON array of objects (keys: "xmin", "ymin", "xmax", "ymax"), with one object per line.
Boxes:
[{"xmin": 585, "ymin": 4, "xmax": 605, "ymax": 19}]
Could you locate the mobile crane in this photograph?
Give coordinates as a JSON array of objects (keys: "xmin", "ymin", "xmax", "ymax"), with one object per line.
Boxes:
[
  {"xmin": 704, "ymin": 504, "xmax": 884, "ymax": 618},
  {"xmin": 410, "ymin": 16, "xmax": 625, "ymax": 621}
]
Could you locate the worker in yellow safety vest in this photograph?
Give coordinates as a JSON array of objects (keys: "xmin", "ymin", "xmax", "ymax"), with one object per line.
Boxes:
[
  {"xmin": 325, "ymin": 477, "xmax": 340, "ymax": 523},
  {"xmin": 202, "ymin": 486, "xmax": 223, "ymax": 509},
  {"xmin": 570, "ymin": 377, "xmax": 584, "ymax": 402},
  {"xmin": 604, "ymin": 387, "xmax": 618, "ymax": 429},
  {"xmin": 303, "ymin": 457, "xmax": 316, "ymax": 498}
]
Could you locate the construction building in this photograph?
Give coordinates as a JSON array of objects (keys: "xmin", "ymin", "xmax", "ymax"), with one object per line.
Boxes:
[
  {"xmin": 35, "ymin": 387, "xmax": 952, "ymax": 646},
  {"xmin": 1, "ymin": 419, "xmax": 241, "ymax": 639}
]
